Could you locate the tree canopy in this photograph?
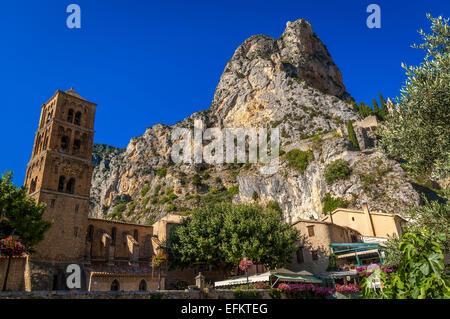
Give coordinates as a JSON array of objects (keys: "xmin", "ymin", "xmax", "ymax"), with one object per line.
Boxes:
[
  {"xmin": 379, "ymin": 15, "xmax": 450, "ymax": 179},
  {"xmin": 0, "ymin": 171, "xmax": 51, "ymax": 252},
  {"xmin": 165, "ymin": 203, "xmax": 299, "ymax": 271}
]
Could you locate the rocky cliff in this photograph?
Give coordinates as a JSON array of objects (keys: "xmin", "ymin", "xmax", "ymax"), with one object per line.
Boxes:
[{"xmin": 89, "ymin": 19, "xmax": 420, "ymax": 224}]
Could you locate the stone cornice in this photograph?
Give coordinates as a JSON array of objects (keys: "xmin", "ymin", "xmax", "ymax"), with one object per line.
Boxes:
[
  {"xmin": 35, "ymin": 118, "xmax": 95, "ymax": 135},
  {"xmin": 29, "ymin": 188, "xmax": 90, "ymax": 200},
  {"xmin": 27, "ymin": 150, "xmax": 93, "ymax": 168}
]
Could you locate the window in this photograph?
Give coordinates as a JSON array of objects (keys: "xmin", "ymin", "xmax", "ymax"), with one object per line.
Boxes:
[
  {"xmin": 351, "ymin": 233, "xmax": 358, "ymax": 243},
  {"xmin": 67, "ymin": 109, "xmax": 74, "ymax": 123},
  {"xmin": 30, "ymin": 178, "xmax": 37, "ymax": 193},
  {"xmin": 139, "ymin": 280, "xmax": 147, "ymax": 291},
  {"xmin": 311, "ymin": 250, "xmax": 319, "ymax": 261},
  {"xmin": 66, "ymin": 178, "xmax": 75, "ymax": 194},
  {"xmin": 58, "ymin": 176, "xmax": 65, "ymax": 192},
  {"xmin": 352, "ymin": 217, "xmax": 355, "ymax": 221},
  {"xmin": 111, "ymin": 227, "xmax": 117, "ymax": 246},
  {"xmin": 296, "ymin": 247, "xmax": 304, "ymax": 264},
  {"xmin": 134, "ymin": 230, "xmax": 139, "ymax": 241},
  {"xmin": 61, "ymin": 136, "xmax": 69, "ymax": 151},
  {"xmin": 307, "ymin": 225, "xmax": 315, "ymax": 237},
  {"xmin": 86, "ymin": 225, "xmax": 94, "ymax": 242},
  {"xmin": 75, "ymin": 204, "xmax": 79, "ymax": 213},
  {"xmin": 50, "ymin": 199, "xmax": 55, "ymax": 208},
  {"xmin": 74, "ymin": 112, "xmax": 82, "ymax": 125},
  {"xmin": 110, "ymin": 280, "xmax": 120, "ymax": 291},
  {"xmin": 73, "ymin": 139, "xmax": 81, "ymax": 153}
]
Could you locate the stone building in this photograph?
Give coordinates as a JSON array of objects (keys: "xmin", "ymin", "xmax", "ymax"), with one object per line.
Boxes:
[
  {"xmin": 286, "ymin": 219, "xmax": 361, "ymax": 274},
  {"xmin": 321, "ymin": 203, "xmax": 406, "ymax": 242},
  {"xmin": 16, "ymin": 89, "xmax": 178, "ymax": 291}
]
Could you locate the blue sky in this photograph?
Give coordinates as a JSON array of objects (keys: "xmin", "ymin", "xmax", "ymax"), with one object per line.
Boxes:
[{"xmin": 0, "ymin": 0, "xmax": 448, "ymax": 185}]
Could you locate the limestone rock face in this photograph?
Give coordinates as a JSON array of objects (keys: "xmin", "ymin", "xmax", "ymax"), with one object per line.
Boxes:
[{"xmin": 89, "ymin": 19, "xmax": 420, "ymax": 223}]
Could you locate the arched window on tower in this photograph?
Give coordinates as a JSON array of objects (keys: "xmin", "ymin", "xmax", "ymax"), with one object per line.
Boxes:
[
  {"xmin": 73, "ymin": 139, "xmax": 81, "ymax": 154},
  {"xmin": 74, "ymin": 112, "xmax": 82, "ymax": 126},
  {"xmin": 67, "ymin": 109, "xmax": 74, "ymax": 123},
  {"xmin": 30, "ymin": 178, "xmax": 37, "ymax": 194},
  {"xmin": 86, "ymin": 225, "xmax": 94, "ymax": 242},
  {"xmin": 111, "ymin": 227, "xmax": 117, "ymax": 246},
  {"xmin": 111, "ymin": 280, "xmax": 120, "ymax": 291},
  {"xmin": 61, "ymin": 136, "xmax": 69, "ymax": 152},
  {"xmin": 58, "ymin": 176, "xmax": 65, "ymax": 192},
  {"xmin": 66, "ymin": 178, "xmax": 75, "ymax": 194},
  {"xmin": 139, "ymin": 280, "xmax": 147, "ymax": 291}
]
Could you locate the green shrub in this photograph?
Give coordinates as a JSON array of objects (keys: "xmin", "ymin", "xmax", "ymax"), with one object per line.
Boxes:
[
  {"xmin": 140, "ymin": 184, "xmax": 150, "ymax": 197},
  {"xmin": 160, "ymin": 197, "xmax": 170, "ymax": 204},
  {"xmin": 156, "ymin": 167, "xmax": 167, "ymax": 178},
  {"xmin": 285, "ymin": 149, "xmax": 314, "ymax": 173},
  {"xmin": 228, "ymin": 185, "xmax": 239, "ymax": 195},
  {"xmin": 168, "ymin": 193, "xmax": 178, "ymax": 201},
  {"xmin": 166, "ymin": 204, "xmax": 176, "ymax": 212},
  {"xmin": 127, "ymin": 202, "xmax": 136, "ymax": 217},
  {"xmin": 346, "ymin": 120, "xmax": 360, "ymax": 151},
  {"xmin": 151, "ymin": 197, "xmax": 158, "ymax": 205},
  {"xmin": 233, "ymin": 288, "xmax": 262, "ymax": 299},
  {"xmin": 324, "ymin": 159, "xmax": 351, "ymax": 184},
  {"xmin": 154, "ymin": 184, "xmax": 162, "ymax": 196},
  {"xmin": 252, "ymin": 191, "xmax": 259, "ymax": 201},
  {"xmin": 166, "ymin": 187, "xmax": 174, "ymax": 195},
  {"xmin": 192, "ymin": 174, "xmax": 202, "ymax": 187},
  {"xmin": 269, "ymin": 289, "xmax": 282, "ymax": 299},
  {"xmin": 267, "ymin": 201, "xmax": 281, "ymax": 213},
  {"xmin": 322, "ymin": 193, "xmax": 348, "ymax": 214},
  {"xmin": 215, "ymin": 177, "xmax": 222, "ymax": 184},
  {"xmin": 142, "ymin": 197, "xmax": 150, "ymax": 207},
  {"xmin": 210, "ymin": 188, "xmax": 219, "ymax": 195}
]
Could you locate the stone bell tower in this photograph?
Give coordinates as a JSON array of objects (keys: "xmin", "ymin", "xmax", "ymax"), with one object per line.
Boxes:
[{"xmin": 24, "ymin": 89, "xmax": 97, "ymax": 263}]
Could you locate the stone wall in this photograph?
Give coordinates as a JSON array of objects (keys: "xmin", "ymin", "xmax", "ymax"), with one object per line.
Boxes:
[
  {"xmin": 0, "ymin": 289, "xmax": 270, "ymax": 299},
  {"xmin": 0, "ymin": 256, "xmax": 30, "ymax": 292}
]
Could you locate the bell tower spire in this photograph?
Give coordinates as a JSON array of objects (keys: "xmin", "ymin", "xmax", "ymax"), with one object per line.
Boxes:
[{"xmin": 24, "ymin": 89, "xmax": 97, "ymax": 262}]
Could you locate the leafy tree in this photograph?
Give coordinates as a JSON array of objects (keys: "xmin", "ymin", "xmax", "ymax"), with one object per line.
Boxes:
[
  {"xmin": 379, "ymin": 93, "xmax": 389, "ymax": 120},
  {"xmin": 379, "ymin": 15, "xmax": 450, "ymax": 179},
  {"xmin": 360, "ymin": 229, "xmax": 450, "ymax": 299},
  {"xmin": 372, "ymin": 98, "xmax": 380, "ymax": 116},
  {"xmin": 165, "ymin": 203, "xmax": 299, "ymax": 271},
  {"xmin": 358, "ymin": 102, "xmax": 373, "ymax": 118},
  {"xmin": 384, "ymin": 196, "xmax": 450, "ymax": 267},
  {"xmin": 346, "ymin": 120, "xmax": 360, "ymax": 151},
  {"xmin": 0, "ymin": 171, "xmax": 51, "ymax": 253}
]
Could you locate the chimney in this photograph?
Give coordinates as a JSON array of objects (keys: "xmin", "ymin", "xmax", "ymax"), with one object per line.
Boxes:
[{"xmin": 362, "ymin": 202, "xmax": 376, "ymax": 237}]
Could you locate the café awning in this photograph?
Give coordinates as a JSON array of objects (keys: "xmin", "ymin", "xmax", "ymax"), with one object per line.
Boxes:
[{"xmin": 214, "ymin": 269, "xmax": 322, "ymax": 287}]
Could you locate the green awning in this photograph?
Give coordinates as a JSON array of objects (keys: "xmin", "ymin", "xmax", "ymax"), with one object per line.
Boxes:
[{"xmin": 274, "ymin": 273, "xmax": 322, "ymax": 284}]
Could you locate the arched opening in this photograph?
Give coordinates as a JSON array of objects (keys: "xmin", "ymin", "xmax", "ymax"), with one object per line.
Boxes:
[
  {"xmin": 67, "ymin": 109, "xmax": 74, "ymax": 123},
  {"xmin": 111, "ymin": 280, "xmax": 120, "ymax": 291},
  {"xmin": 73, "ymin": 139, "xmax": 81, "ymax": 154},
  {"xmin": 139, "ymin": 280, "xmax": 147, "ymax": 291},
  {"xmin": 86, "ymin": 225, "xmax": 94, "ymax": 242},
  {"xmin": 58, "ymin": 176, "xmax": 65, "ymax": 192},
  {"xmin": 133, "ymin": 229, "xmax": 139, "ymax": 241},
  {"xmin": 61, "ymin": 136, "xmax": 70, "ymax": 152},
  {"xmin": 111, "ymin": 227, "xmax": 117, "ymax": 246},
  {"xmin": 30, "ymin": 178, "xmax": 37, "ymax": 193},
  {"xmin": 74, "ymin": 111, "xmax": 82, "ymax": 126},
  {"xmin": 66, "ymin": 178, "xmax": 75, "ymax": 194}
]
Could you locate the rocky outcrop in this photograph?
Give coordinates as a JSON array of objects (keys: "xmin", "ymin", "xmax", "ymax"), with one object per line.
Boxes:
[{"xmin": 89, "ymin": 19, "xmax": 420, "ymax": 224}]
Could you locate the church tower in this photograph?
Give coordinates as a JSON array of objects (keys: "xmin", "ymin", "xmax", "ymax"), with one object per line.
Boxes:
[{"xmin": 24, "ymin": 89, "xmax": 97, "ymax": 263}]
